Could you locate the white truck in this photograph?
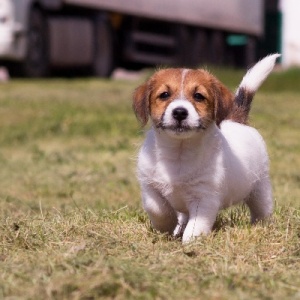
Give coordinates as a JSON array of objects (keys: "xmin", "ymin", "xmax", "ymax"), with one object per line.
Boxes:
[{"xmin": 0, "ymin": 0, "xmax": 264, "ymax": 77}]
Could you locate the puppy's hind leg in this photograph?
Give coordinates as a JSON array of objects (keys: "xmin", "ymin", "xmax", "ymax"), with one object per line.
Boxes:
[
  {"xmin": 141, "ymin": 184, "xmax": 177, "ymax": 234},
  {"xmin": 246, "ymin": 177, "xmax": 273, "ymax": 224}
]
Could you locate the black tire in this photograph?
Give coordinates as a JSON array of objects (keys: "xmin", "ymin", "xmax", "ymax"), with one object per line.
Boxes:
[
  {"xmin": 92, "ymin": 15, "xmax": 114, "ymax": 77},
  {"xmin": 23, "ymin": 7, "xmax": 49, "ymax": 77}
]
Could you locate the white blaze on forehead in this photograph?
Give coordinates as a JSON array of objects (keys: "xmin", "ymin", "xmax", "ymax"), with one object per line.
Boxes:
[
  {"xmin": 162, "ymin": 68, "xmax": 200, "ymax": 129},
  {"xmin": 180, "ymin": 69, "xmax": 189, "ymax": 99}
]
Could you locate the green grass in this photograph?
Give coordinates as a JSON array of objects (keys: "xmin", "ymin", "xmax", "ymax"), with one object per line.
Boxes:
[{"xmin": 0, "ymin": 68, "xmax": 300, "ymax": 299}]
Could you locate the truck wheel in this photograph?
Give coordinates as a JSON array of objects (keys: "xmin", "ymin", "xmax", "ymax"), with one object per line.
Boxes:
[
  {"xmin": 92, "ymin": 15, "xmax": 114, "ymax": 77},
  {"xmin": 23, "ymin": 8, "xmax": 49, "ymax": 77}
]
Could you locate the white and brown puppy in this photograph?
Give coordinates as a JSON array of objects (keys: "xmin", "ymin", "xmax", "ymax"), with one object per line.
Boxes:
[{"xmin": 133, "ymin": 54, "xmax": 280, "ymax": 243}]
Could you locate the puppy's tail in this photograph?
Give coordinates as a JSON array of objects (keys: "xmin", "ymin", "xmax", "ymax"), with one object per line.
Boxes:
[{"xmin": 229, "ymin": 53, "xmax": 281, "ymax": 124}]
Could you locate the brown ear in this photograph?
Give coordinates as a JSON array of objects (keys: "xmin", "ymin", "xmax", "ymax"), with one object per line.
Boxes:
[
  {"xmin": 133, "ymin": 82, "xmax": 150, "ymax": 126},
  {"xmin": 212, "ymin": 78, "xmax": 234, "ymax": 126}
]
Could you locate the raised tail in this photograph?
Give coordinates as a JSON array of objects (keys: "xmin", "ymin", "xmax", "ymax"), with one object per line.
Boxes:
[{"xmin": 229, "ymin": 54, "xmax": 281, "ymax": 124}]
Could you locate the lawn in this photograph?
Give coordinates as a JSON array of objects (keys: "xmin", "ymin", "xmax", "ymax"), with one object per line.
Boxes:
[{"xmin": 0, "ymin": 67, "xmax": 299, "ymax": 299}]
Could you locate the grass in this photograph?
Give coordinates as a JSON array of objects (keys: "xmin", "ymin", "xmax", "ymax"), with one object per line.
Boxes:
[{"xmin": 0, "ymin": 67, "xmax": 300, "ymax": 299}]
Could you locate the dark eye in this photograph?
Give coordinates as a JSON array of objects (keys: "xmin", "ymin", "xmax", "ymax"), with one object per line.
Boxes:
[
  {"xmin": 194, "ymin": 92, "xmax": 206, "ymax": 102},
  {"xmin": 159, "ymin": 92, "xmax": 170, "ymax": 100}
]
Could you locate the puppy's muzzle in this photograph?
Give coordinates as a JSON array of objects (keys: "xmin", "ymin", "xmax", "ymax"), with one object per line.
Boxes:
[{"xmin": 172, "ymin": 107, "xmax": 188, "ymax": 122}]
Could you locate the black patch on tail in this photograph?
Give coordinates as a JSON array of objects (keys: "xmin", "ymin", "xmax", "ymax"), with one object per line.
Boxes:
[
  {"xmin": 235, "ymin": 87, "xmax": 254, "ymax": 109},
  {"xmin": 228, "ymin": 87, "xmax": 255, "ymax": 124}
]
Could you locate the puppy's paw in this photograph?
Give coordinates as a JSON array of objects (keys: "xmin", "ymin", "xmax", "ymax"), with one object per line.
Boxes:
[
  {"xmin": 182, "ymin": 233, "xmax": 198, "ymax": 244},
  {"xmin": 173, "ymin": 223, "xmax": 186, "ymax": 238}
]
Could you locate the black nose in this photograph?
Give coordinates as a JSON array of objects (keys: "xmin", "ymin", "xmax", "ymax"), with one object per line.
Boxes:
[{"xmin": 172, "ymin": 107, "xmax": 188, "ymax": 121}]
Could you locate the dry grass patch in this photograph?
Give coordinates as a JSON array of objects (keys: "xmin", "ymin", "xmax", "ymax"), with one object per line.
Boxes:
[
  {"xmin": 1, "ymin": 206, "xmax": 299, "ymax": 299},
  {"xmin": 0, "ymin": 70, "xmax": 299, "ymax": 299}
]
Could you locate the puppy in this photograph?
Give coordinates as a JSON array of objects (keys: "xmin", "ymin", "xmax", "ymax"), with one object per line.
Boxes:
[{"xmin": 133, "ymin": 54, "xmax": 280, "ymax": 243}]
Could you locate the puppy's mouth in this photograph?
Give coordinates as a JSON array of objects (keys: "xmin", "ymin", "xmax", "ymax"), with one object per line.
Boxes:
[{"xmin": 157, "ymin": 122, "xmax": 206, "ymax": 133}]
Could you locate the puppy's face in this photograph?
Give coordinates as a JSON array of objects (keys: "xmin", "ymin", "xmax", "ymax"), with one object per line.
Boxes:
[{"xmin": 133, "ymin": 68, "xmax": 233, "ymax": 139}]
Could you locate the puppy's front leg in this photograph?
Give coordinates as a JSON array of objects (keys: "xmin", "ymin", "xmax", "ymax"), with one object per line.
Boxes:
[
  {"xmin": 182, "ymin": 200, "xmax": 219, "ymax": 244},
  {"xmin": 173, "ymin": 212, "xmax": 189, "ymax": 238},
  {"xmin": 141, "ymin": 184, "xmax": 177, "ymax": 234}
]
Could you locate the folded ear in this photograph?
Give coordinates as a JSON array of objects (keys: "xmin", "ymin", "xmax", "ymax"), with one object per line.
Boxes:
[
  {"xmin": 133, "ymin": 82, "xmax": 150, "ymax": 126},
  {"xmin": 212, "ymin": 78, "xmax": 234, "ymax": 126}
]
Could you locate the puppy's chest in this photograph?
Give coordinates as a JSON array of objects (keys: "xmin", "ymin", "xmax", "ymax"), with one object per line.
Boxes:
[
  {"xmin": 151, "ymin": 157, "xmax": 212, "ymax": 197},
  {"xmin": 143, "ymin": 144, "xmax": 217, "ymax": 188},
  {"xmin": 152, "ymin": 162, "xmax": 208, "ymax": 213},
  {"xmin": 155, "ymin": 158, "xmax": 199, "ymax": 184}
]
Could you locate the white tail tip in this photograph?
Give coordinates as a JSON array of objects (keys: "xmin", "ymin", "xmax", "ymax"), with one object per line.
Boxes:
[{"xmin": 238, "ymin": 53, "xmax": 281, "ymax": 93}]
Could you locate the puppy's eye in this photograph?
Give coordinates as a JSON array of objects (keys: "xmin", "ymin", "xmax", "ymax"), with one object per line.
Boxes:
[
  {"xmin": 194, "ymin": 92, "xmax": 206, "ymax": 102},
  {"xmin": 159, "ymin": 92, "xmax": 170, "ymax": 100}
]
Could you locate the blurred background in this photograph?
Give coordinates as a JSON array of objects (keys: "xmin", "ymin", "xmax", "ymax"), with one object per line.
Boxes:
[
  {"xmin": 0, "ymin": 0, "xmax": 298, "ymax": 78},
  {"xmin": 0, "ymin": 3, "xmax": 299, "ymax": 297}
]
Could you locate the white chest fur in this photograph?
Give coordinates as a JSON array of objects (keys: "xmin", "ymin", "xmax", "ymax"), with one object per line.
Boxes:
[
  {"xmin": 137, "ymin": 121, "xmax": 271, "ymax": 217},
  {"xmin": 138, "ymin": 124, "xmax": 224, "ymax": 211}
]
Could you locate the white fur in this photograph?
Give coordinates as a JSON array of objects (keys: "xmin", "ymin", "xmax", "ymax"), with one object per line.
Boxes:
[
  {"xmin": 136, "ymin": 56, "xmax": 275, "ymax": 244},
  {"xmin": 162, "ymin": 99, "xmax": 201, "ymax": 139},
  {"xmin": 237, "ymin": 53, "xmax": 280, "ymax": 93},
  {"xmin": 180, "ymin": 69, "xmax": 189, "ymax": 98},
  {"xmin": 137, "ymin": 120, "xmax": 273, "ymax": 243}
]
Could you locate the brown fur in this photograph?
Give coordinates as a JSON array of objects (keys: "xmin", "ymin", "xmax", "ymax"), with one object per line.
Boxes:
[
  {"xmin": 133, "ymin": 68, "xmax": 240, "ymax": 127},
  {"xmin": 228, "ymin": 87, "xmax": 254, "ymax": 124}
]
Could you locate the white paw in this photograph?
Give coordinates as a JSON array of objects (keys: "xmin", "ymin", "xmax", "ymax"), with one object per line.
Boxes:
[
  {"xmin": 173, "ymin": 223, "xmax": 186, "ymax": 238},
  {"xmin": 182, "ymin": 233, "xmax": 198, "ymax": 244}
]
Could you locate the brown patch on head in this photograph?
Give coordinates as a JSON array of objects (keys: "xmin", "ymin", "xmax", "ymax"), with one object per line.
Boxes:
[
  {"xmin": 179, "ymin": 69, "xmax": 235, "ymax": 127},
  {"xmin": 133, "ymin": 68, "xmax": 235, "ymax": 128},
  {"xmin": 147, "ymin": 69, "xmax": 184, "ymax": 127},
  {"xmin": 182, "ymin": 70, "xmax": 217, "ymax": 128},
  {"xmin": 133, "ymin": 68, "xmax": 184, "ymax": 127},
  {"xmin": 183, "ymin": 69, "xmax": 234, "ymax": 126}
]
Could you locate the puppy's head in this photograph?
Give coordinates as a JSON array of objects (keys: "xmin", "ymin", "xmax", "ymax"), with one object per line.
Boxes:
[{"xmin": 133, "ymin": 68, "xmax": 233, "ymax": 138}]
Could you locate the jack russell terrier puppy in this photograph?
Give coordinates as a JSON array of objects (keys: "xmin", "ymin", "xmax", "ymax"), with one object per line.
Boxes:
[{"xmin": 133, "ymin": 54, "xmax": 280, "ymax": 243}]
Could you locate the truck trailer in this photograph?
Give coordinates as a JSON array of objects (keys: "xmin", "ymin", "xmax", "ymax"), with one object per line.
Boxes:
[{"xmin": 0, "ymin": 0, "xmax": 264, "ymax": 77}]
